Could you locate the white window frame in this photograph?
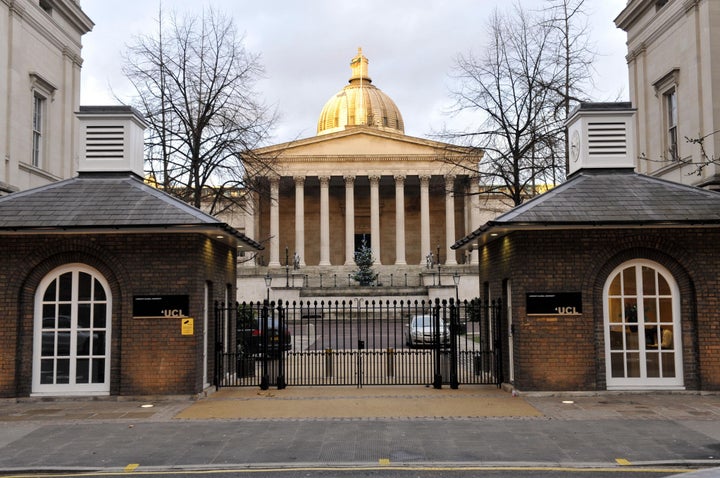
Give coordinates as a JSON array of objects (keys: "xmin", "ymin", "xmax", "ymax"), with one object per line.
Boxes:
[
  {"xmin": 32, "ymin": 264, "xmax": 112, "ymax": 396},
  {"xmin": 32, "ymin": 93, "xmax": 46, "ymax": 168},
  {"xmin": 603, "ymin": 259, "xmax": 683, "ymax": 390},
  {"xmin": 653, "ymin": 68, "xmax": 680, "ymax": 162}
]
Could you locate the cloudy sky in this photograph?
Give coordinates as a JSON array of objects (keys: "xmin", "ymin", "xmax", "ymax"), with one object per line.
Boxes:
[{"xmin": 80, "ymin": 0, "xmax": 629, "ymax": 145}]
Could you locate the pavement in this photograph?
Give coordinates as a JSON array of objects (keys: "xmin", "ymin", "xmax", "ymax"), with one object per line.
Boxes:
[{"xmin": 1, "ymin": 385, "xmax": 720, "ymax": 473}]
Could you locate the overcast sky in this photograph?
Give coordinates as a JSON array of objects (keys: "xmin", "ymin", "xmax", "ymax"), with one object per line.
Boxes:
[{"xmin": 80, "ymin": 0, "xmax": 629, "ymax": 145}]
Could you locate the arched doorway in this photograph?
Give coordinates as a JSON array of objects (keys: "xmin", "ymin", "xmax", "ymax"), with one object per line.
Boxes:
[
  {"xmin": 32, "ymin": 264, "xmax": 112, "ymax": 395},
  {"xmin": 603, "ymin": 259, "xmax": 683, "ymax": 389}
]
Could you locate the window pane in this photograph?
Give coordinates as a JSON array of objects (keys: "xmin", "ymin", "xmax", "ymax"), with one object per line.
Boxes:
[
  {"xmin": 76, "ymin": 331, "xmax": 91, "ymax": 356},
  {"xmin": 56, "ymin": 359, "xmax": 70, "ymax": 384},
  {"xmin": 78, "ymin": 303, "xmax": 91, "ymax": 328},
  {"xmin": 43, "ymin": 279, "xmax": 56, "ymax": 301},
  {"xmin": 609, "ymin": 326, "xmax": 625, "ymax": 350},
  {"xmin": 608, "ymin": 274, "xmax": 621, "ymax": 295},
  {"xmin": 41, "ymin": 332, "xmax": 55, "ymax": 356},
  {"xmin": 92, "ymin": 359, "xmax": 105, "ymax": 383},
  {"xmin": 94, "ymin": 304, "xmax": 106, "ymax": 328},
  {"xmin": 662, "ymin": 353, "xmax": 676, "ymax": 377},
  {"xmin": 58, "ymin": 305, "xmax": 71, "ymax": 327},
  {"xmin": 58, "ymin": 272, "xmax": 72, "ymax": 301},
  {"xmin": 660, "ymin": 326, "xmax": 674, "ymax": 349},
  {"xmin": 608, "ymin": 298, "xmax": 622, "ymax": 323},
  {"xmin": 94, "ymin": 279, "xmax": 106, "ymax": 300},
  {"xmin": 643, "ymin": 298, "xmax": 657, "ymax": 323},
  {"xmin": 626, "ymin": 328, "xmax": 639, "ymax": 350},
  {"xmin": 658, "ymin": 274, "xmax": 671, "ymax": 295},
  {"xmin": 623, "ymin": 299, "xmax": 638, "ymax": 327},
  {"xmin": 611, "ymin": 352, "xmax": 625, "ymax": 377},
  {"xmin": 658, "ymin": 298, "xmax": 672, "ymax": 323},
  {"xmin": 623, "ymin": 267, "xmax": 637, "ymax": 295},
  {"xmin": 642, "ymin": 267, "xmax": 656, "ymax": 295},
  {"xmin": 645, "ymin": 326, "xmax": 660, "ymax": 348},
  {"xmin": 57, "ymin": 332, "xmax": 71, "ymax": 356},
  {"xmin": 78, "ymin": 272, "xmax": 92, "ymax": 301},
  {"xmin": 42, "ymin": 305, "xmax": 55, "ymax": 328},
  {"xmin": 646, "ymin": 352, "xmax": 660, "ymax": 377},
  {"xmin": 93, "ymin": 332, "xmax": 105, "ymax": 356},
  {"xmin": 626, "ymin": 353, "xmax": 640, "ymax": 377},
  {"xmin": 76, "ymin": 359, "xmax": 89, "ymax": 384},
  {"xmin": 40, "ymin": 359, "xmax": 54, "ymax": 384}
]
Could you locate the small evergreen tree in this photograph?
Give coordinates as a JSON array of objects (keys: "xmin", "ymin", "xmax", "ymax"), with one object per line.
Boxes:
[{"xmin": 352, "ymin": 238, "xmax": 376, "ymax": 286}]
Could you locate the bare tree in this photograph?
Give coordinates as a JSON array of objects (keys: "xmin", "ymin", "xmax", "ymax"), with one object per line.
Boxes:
[
  {"xmin": 122, "ymin": 7, "xmax": 276, "ymax": 214},
  {"xmin": 445, "ymin": 1, "xmax": 595, "ymax": 206}
]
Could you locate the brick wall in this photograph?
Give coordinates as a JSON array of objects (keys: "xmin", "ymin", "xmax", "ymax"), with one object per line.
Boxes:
[
  {"xmin": 477, "ymin": 228, "xmax": 719, "ymax": 391},
  {"xmin": 0, "ymin": 233, "xmax": 237, "ymax": 398}
]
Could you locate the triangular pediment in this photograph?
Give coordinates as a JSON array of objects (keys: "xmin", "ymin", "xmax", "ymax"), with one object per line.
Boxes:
[{"xmin": 255, "ymin": 126, "xmax": 475, "ymax": 158}]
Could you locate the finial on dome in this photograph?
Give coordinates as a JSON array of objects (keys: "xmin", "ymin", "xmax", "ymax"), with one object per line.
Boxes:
[{"xmin": 350, "ymin": 47, "xmax": 371, "ymax": 84}]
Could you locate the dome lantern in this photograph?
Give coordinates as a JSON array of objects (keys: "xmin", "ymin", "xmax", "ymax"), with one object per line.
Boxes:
[{"xmin": 317, "ymin": 48, "xmax": 404, "ymax": 136}]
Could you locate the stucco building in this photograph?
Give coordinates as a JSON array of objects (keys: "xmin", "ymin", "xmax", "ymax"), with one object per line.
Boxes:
[
  {"xmin": 616, "ymin": 0, "xmax": 720, "ymax": 189},
  {"xmin": 0, "ymin": 0, "xmax": 93, "ymax": 194}
]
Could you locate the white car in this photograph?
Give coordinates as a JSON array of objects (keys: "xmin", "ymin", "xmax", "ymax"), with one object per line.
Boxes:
[{"xmin": 406, "ymin": 314, "xmax": 449, "ymax": 347}]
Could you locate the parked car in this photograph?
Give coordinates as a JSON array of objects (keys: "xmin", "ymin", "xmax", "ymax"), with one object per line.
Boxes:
[
  {"xmin": 406, "ymin": 314, "xmax": 449, "ymax": 348},
  {"xmin": 237, "ymin": 316, "xmax": 292, "ymax": 357}
]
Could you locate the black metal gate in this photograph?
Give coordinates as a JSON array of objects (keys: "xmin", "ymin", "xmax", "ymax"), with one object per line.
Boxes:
[{"xmin": 214, "ymin": 298, "xmax": 502, "ymax": 389}]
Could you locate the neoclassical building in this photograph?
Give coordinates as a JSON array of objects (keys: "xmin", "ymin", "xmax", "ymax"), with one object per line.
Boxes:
[
  {"xmin": 0, "ymin": 0, "xmax": 93, "ymax": 194},
  {"xmin": 239, "ymin": 49, "xmax": 484, "ymax": 300},
  {"xmin": 616, "ymin": 0, "xmax": 720, "ymax": 189}
]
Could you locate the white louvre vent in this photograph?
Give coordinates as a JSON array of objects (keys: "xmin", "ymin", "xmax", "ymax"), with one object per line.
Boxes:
[
  {"xmin": 566, "ymin": 103, "xmax": 636, "ymax": 176},
  {"xmin": 76, "ymin": 106, "xmax": 147, "ymax": 177},
  {"xmin": 587, "ymin": 121, "xmax": 627, "ymax": 156},
  {"xmin": 84, "ymin": 124, "xmax": 124, "ymax": 158}
]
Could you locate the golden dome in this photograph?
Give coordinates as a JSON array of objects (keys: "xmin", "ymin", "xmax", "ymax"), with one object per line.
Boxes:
[{"xmin": 317, "ymin": 48, "xmax": 405, "ymax": 135}]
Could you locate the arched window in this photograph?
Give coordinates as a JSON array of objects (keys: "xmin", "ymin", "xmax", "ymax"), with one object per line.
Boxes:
[
  {"xmin": 32, "ymin": 264, "xmax": 111, "ymax": 395},
  {"xmin": 603, "ymin": 260, "xmax": 683, "ymax": 389}
]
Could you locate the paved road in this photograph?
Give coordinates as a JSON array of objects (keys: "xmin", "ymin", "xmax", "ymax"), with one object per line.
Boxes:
[{"xmin": 0, "ymin": 387, "xmax": 718, "ymax": 475}]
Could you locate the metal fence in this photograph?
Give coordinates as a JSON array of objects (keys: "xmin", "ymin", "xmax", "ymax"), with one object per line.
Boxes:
[{"xmin": 214, "ymin": 298, "xmax": 502, "ymax": 389}]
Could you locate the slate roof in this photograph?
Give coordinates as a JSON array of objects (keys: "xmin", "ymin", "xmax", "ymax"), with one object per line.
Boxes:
[
  {"xmin": 453, "ymin": 169, "xmax": 720, "ymax": 249},
  {"xmin": 0, "ymin": 172, "xmax": 262, "ymax": 249}
]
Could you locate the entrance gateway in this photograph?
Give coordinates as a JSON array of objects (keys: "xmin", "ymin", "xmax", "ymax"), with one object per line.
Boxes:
[{"xmin": 214, "ymin": 299, "xmax": 502, "ymax": 388}]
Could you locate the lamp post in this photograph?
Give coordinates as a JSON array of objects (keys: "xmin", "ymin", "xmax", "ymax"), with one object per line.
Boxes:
[
  {"xmin": 450, "ymin": 270, "xmax": 460, "ymax": 390},
  {"xmin": 264, "ymin": 272, "xmax": 272, "ymax": 303}
]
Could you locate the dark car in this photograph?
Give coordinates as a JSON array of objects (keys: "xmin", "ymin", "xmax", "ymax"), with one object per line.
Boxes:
[{"xmin": 238, "ymin": 316, "xmax": 291, "ymax": 357}]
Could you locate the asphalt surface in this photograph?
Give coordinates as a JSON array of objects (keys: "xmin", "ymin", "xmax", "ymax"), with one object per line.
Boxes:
[{"xmin": 0, "ymin": 385, "xmax": 719, "ymax": 473}]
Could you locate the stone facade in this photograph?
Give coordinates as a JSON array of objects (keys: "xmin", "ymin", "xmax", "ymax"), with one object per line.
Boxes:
[
  {"xmin": 616, "ymin": 0, "xmax": 720, "ymax": 188},
  {"xmin": 0, "ymin": 0, "xmax": 93, "ymax": 194}
]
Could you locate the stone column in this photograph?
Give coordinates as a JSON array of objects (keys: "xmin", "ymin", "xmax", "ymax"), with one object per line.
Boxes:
[
  {"xmin": 269, "ymin": 176, "xmax": 281, "ymax": 267},
  {"xmin": 394, "ymin": 174, "xmax": 406, "ymax": 265},
  {"xmin": 294, "ymin": 176, "xmax": 306, "ymax": 266},
  {"xmin": 243, "ymin": 191, "xmax": 257, "ymax": 267},
  {"xmin": 369, "ymin": 175, "xmax": 381, "ymax": 265},
  {"xmin": 444, "ymin": 175, "xmax": 457, "ymax": 265},
  {"xmin": 469, "ymin": 176, "xmax": 480, "ymax": 265},
  {"xmin": 319, "ymin": 175, "xmax": 331, "ymax": 266},
  {"xmin": 344, "ymin": 175, "xmax": 356, "ymax": 265},
  {"xmin": 419, "ymin": 175, "xmax": 431, "ymax": 265}
]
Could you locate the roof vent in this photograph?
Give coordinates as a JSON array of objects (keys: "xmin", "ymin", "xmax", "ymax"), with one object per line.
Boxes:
[
  {"xmin": 566, "ymin": 102, "xmax": 636, "ymax": 176},
  {"xmin": 76, "ymin": 106, "xmax": 147, "ymax": 177}
]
